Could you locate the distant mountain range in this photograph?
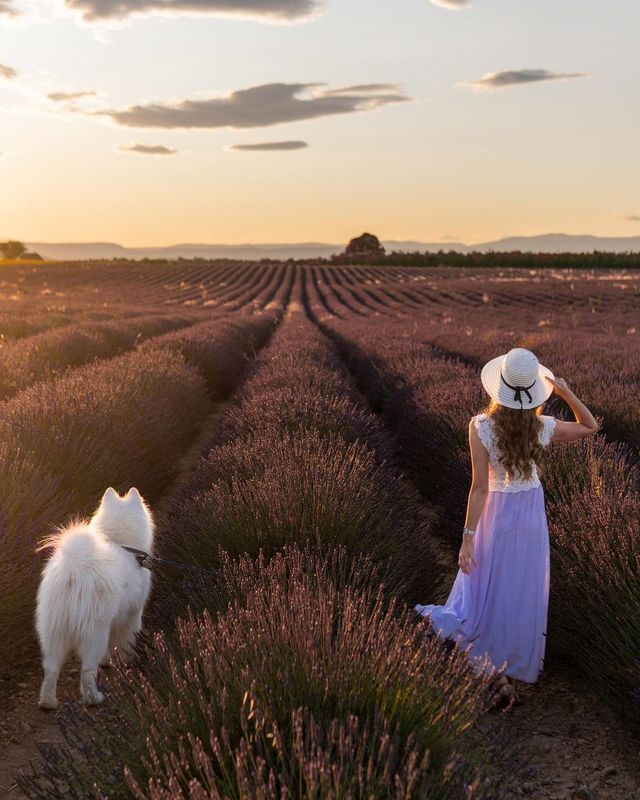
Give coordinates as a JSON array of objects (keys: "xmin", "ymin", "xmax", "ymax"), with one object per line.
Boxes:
[{"xmin": 15, "ymin": 233, "xmax": 640, "ymax": 261}]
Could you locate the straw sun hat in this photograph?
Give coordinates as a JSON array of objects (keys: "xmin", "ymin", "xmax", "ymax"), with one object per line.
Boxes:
[{"xmin": 480, "ymin": 348, "xmax": 555, "ymax": 410}]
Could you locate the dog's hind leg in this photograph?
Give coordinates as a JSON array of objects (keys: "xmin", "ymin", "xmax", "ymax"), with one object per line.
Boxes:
[
  {"xmin": 101, "ymin": 620, "xmax": 134, "ymax": 667},
  {"xmin": 79, "ymin": 627, "xmax": 109, "ymax": 705},
  {"xmin": 39, "ymin": 639, "xmax": 69, "ymax": 710},
  {"xmin": 109, "ymin": 612, "xmax": 141, "ymax": 664},
  {"xmin": 100, "ymin": 625, "xmax": 119, "ymax": 668}
]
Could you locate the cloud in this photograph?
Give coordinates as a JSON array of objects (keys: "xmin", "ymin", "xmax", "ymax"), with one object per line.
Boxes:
[
  {"xmin": 321, "ymin": 83, "xmax": 403, "ymax": 96},
  {"xmin": 0, "ymin": 1, "xmax": 20, "ymax": 17},
  {"xmin": 228, "ymin": 140, "xmax": 307, "ymax": 151},
  {"xmin": 430, "ymin": 0, "xmax": 471, "ymax": 9},
  {"xmin": 459, "ymin": 68, "xmax": 588, "ymax": 91},
  {"xmin": 90, "ymin": 82, "xmax": 409, "ymax": 129},
  {"xmin": 0, "ymin": 63, "xmax": 19, "ymax": 80},
  {"xmin": 63, "ymin": 0, "xmax": 322, "ymax": 23},
  {"xmin": 48, "ymin": 90, "xmax": 98, "ymax": 102},
  {"xmin": 116, "ymin": 142, "xmax": 177, "ymax": 155}
]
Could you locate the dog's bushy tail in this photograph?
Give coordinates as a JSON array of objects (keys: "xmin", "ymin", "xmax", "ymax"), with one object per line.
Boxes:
[
  {"xmin": 36, "ymin": 521, "xmax": 115, "ymax": 652},
  {"xmin": 35, "ymin": 515, "xmax": 90, "ymax": 554}
]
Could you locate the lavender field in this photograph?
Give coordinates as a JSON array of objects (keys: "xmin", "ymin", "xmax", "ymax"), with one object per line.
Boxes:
[{"xmin": 0, "ymin": 260, "xmax": 639, "ymax": 799}]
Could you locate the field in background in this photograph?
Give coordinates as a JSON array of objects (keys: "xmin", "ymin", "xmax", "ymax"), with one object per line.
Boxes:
[{"xmin": 0, "ymin": 260, "xmax": 638, "ymax": 799}]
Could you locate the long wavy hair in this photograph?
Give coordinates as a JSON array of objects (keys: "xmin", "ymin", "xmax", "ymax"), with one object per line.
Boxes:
[{"xmin": 481, "ymin": 398, "xmax": 547, "ymax": 481}]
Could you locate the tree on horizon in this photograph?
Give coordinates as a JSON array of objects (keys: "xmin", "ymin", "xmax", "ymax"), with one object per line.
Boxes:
[
  {"xmin": 0, "ymin": 241, "xmax": 42, "ymax": 260},
  {"xmin": 0, "ymin": 240, "xmax": 27, "ymax": 259},
  {"xmin": 343, "ymin": 233, "xmax": 386, "ymax": 257}
]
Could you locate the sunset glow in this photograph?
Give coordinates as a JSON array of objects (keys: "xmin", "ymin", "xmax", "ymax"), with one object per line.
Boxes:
[{"xmin": 1, "ymin": 0, "xmax": 638, "ymax": 246}]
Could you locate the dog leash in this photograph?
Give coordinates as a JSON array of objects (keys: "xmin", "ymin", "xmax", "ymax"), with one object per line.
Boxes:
[{"xmin": 120, "ymin": 545, "xmax": 219, "ymax": 576}]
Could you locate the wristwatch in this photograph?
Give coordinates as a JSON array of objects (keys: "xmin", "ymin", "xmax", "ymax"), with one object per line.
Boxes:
[{"xmin": 463, "ymin": 527, "xmax": 476, "ymax": 537}]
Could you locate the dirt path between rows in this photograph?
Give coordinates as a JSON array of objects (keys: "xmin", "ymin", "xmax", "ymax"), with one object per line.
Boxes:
[
  {"xmin": 470, "ymin": 654, "xmax": 640, "ymax": 799},
  {"xmin": 0, "ymin": 673, "xmax": 73, "ymax": 799}
]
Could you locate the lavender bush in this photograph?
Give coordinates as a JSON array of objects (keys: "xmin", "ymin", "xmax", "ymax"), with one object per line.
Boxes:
[
  {"xmin": 0, "ymin": 314, "xmax": 197, "ymax": 399},
  {"xmin": 321, "ymin": 322, "xmax": 485, "ymax": 551},
  {"xmin": 140, "ymin": 312, "xmax": 278, "ymax": 397},
  {"xmin": 542, "ymin": 434, "xmax": 640, "ymax": 729},
  {"xmin": 155, "ymin": 312, "xmax": 441, "ymax": 613}
]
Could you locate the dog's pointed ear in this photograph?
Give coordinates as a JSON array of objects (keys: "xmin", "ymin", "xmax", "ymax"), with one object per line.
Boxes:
[
  {"xmin": 102, "ymin": 486, "xmax": 119, "ymax": 503},
  {"xmin": 125, "ymin": 487, "xmax": 142, "ymax": 503}
]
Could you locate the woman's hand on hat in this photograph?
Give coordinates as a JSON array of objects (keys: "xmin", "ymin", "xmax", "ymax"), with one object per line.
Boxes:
[{"xmin": 547, "ymin": 376, "xmax": 571, "ymax": 398}]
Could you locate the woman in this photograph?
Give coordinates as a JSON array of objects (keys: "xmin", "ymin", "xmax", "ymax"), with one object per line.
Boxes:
[{"xmin": 414, "ymin": 347, "xmax": 599, "ymax": 708}]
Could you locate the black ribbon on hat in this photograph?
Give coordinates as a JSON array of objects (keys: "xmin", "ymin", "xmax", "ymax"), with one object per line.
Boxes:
[{"xmin": 500, "ymin": 373, "xmax": 536, "ymax": 408}]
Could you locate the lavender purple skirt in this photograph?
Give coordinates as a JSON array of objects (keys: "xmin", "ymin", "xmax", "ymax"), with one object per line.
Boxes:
[{"xmin": 415, "ymin": 484, "xmax": 550, "ymax": 683}]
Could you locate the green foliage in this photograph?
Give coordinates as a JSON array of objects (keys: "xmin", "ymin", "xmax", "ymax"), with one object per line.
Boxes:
[{"xmin": 0, "ymin": 240, "xmax": 27, "ymax": 259}]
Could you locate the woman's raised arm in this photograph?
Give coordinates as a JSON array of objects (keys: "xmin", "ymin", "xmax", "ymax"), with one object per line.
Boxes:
[{"xmin": 546, "ymin": 376, "xmax": 600, "ymax": 443}]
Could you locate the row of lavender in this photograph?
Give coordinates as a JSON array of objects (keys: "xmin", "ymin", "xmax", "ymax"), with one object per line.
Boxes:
[
  {"xmin": 21, "ymin": 308, "xmax": 518, "ymax": 800},
  {"xmin": 300, "ymin": 264, "xmax": 639, "ymax": 324},
  {"xmin": 317, "ymin": 314, "xmax": 640, "ymax": 733},
  {"xmin": 0, "ymin": 306, "xmax": 174, "ymax": 343},
  {"xmin": 0, "ymin": 312, "xmax": 205, "ymax": 400},
  {"xmin": 4, "ymin": 262, "xmax": 636, "ymax": 325},
  {"xmin": 0, "ymin": 311, "xmax": 279, "ymax": 687},
  {"xmin": 0, "ymin": 258, "xmax": 297, "ymax": 312}
]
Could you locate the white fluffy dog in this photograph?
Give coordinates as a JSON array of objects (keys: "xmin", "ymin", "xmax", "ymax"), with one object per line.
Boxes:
[{"xmin": 36, "ymin": 486, "xmax": 154, "ymax": 709}]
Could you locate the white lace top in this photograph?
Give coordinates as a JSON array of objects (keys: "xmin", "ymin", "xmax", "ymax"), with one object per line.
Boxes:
[{"xmin": 471, "ymin": 413, "xmax": 557, "ymax": 493}]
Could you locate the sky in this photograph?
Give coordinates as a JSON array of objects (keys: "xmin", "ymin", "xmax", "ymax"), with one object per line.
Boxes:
[{"xmin": 1, "ymin": 0, "xmax": 639, "ymax": 247}]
